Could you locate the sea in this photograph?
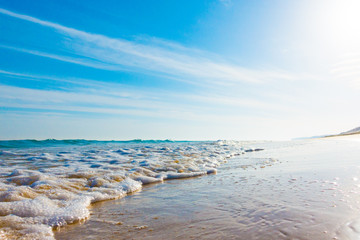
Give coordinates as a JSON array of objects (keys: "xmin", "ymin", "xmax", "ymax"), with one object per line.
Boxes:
[
  {"xmin": 0, "ymin": 139, "xmax": 265, "ymax": 239},
  {"xmin": 2, "ymin": 137, "xmax": 360, "ymax": 239}
]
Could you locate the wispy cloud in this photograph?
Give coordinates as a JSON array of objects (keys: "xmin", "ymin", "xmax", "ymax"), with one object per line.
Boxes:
[
  {"xmin": 330, "ymin": 54, "xmax": 360, "ymax": 88},
  {"xmin": 0, "ymin": 8, "xmax": 295, "ymax": 85},
  {"xmin": 0, "ymin": 45, "xmax": 120, "ymax": 71},
  {"xmin": 0, "ymin": 69, "xmax": 131, "ymax": 94},
  {"xmin": 0, "ymin": 83, "xmax": 171, "ymax": 111},
  {"xmin": 0, "ymin": 84, "xmax": 245, "ymax": 122},
  {"xmin": 0, "ymin": 70, "xmax": 295, "ymax": 115}
]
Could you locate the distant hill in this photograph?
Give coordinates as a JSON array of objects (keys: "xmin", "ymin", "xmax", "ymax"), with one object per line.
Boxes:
[
  {"xmin": 294, "ymin": 126, "xmax": 360, "ymax": 140},
  {"xmin": 312, "ymin": 124, "xmax": 360, "ymax": 138},
  {"xmin": 322, "ymin": 126, "xmax": 360, "ymax": 138},
  {"xmin": 339, "ymin": 126, "xmax": 360, "ymax": 135}
]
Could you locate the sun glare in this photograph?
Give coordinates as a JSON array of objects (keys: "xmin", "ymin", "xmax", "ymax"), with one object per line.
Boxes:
[
  {"xmin": 315, "ymin": 0, "xmax": 360, "ymax": 51},
  {"xmin": 305, "ymin": 0, "xmax": 360, "ymax": 87}
]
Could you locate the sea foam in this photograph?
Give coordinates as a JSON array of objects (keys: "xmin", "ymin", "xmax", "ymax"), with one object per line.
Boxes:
[{"xmin": 0, "ymin": 140, "xmax": 253, "ymax": 239}]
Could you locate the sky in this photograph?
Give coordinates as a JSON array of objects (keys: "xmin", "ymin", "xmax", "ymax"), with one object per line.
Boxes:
[{"xmin": 1, "ymin": 0, "xmax": 360, "ymax": 140}]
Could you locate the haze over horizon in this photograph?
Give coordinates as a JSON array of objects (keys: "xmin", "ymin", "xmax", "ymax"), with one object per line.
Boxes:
[{"xmin": 1, "ymin": 0, "xmax": 360, "ymax": 140}]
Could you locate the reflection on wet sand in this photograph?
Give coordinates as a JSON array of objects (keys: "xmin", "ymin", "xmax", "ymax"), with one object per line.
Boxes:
[{"xmin": 56, "ymin": 136, "xmax": 360, "ymax": 239}]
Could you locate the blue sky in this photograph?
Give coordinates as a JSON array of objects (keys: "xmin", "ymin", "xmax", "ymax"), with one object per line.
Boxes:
[{"xmin": 1, "ymin": 0, "xmax": 360, "ymax": 140}]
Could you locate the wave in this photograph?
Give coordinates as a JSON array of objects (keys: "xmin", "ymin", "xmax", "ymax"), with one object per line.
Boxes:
[
  {"xmin": 0, "ymin": 139, "xmax": 178, "ymax": 148},
  {"xmin": 0, "ymin": 140, "xmax": 255, "ymax": 239}
]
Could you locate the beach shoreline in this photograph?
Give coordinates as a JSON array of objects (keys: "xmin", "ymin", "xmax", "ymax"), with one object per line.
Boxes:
[{"xmin": 53, "ymin": 135, "xmax": 360, "ymax": 239}]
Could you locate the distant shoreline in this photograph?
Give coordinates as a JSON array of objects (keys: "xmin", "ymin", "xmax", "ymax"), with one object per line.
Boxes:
[{"xmin": 324, "ymin": 131, "xmax": 360, "ymax": 138}]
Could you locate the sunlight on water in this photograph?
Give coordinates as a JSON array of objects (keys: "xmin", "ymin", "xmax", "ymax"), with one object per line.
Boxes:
[{"xmin": 0, "ymin": 140, "xmax": 264, "ymax": 239}]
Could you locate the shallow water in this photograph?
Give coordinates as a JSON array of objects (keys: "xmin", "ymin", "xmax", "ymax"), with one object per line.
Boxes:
[
  {"xmin": 2, "ymin": 137, "xmax": 360, "ymax": 239},
  {"xmin": 0, "ymin": 139, "xmax": 258, "ymax": 239},
  {"xmin": 54, "ymin": 136, "xmax": 360, "ymax": 240}
]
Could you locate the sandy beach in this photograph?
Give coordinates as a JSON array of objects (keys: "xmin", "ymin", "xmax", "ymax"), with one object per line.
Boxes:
[{"xmin": 52, "ymin": 135, "xmax": 360, "ymax": 239}]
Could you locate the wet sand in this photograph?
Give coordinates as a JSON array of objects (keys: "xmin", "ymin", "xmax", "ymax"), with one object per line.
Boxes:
[{"xmin": 55, "ymin": 136, "xmax": 360, "ymax": 239}]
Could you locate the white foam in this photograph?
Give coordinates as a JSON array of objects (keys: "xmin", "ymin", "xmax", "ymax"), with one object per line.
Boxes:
[
  {"xmin": 133, "ymin": 175, "xmax": 163, "ymax": 184},
  {"xmin": 0, "ymin": 141, "xmax": 252, "ymax": 239}
]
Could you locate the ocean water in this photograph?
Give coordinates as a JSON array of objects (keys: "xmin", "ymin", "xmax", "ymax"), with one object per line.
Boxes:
[
  {"xmin": 51, "ymin": 136, "xmax": 360, "ymax": 240},
  {"xmin": 0, "ymin": 139, "xmax": 265, "ymax": 239}
]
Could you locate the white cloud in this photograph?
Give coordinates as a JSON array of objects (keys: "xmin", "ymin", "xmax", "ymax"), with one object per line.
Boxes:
[
  {"xmin": 329, "ymin": 54, "xmax": 360, "ymax": 89},
  {"xmin": 2, "ymin": 8, "xmax": 341, "ymax": 140},
  {"xmin": 0, "ymin": 8, "xmax": 295, "ymax": 86},
  {"xmin": 0, "ymin": 45, "xmax": 120, "ymax": 71},
  {"xmin": 0, "ymin": 79, "xmax": 291, "ymax": 120},
  {"xmin": 1, "ymin": 69, "xmax": 305, "ymax": 137}
]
